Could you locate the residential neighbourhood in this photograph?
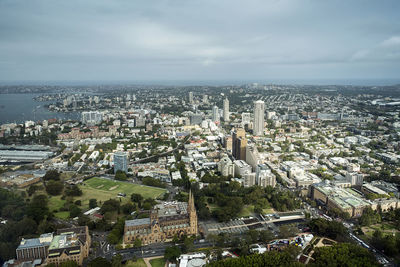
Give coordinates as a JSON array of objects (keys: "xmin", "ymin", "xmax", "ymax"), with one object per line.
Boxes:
[{"xmin": 1, "ymin": 84, "xmax": 400, "ymax": 266}]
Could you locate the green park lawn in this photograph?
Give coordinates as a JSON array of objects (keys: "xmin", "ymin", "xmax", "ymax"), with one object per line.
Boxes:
[
  {"xmin": 362, "ymin": 222, "xmax": 399, "ymax": 239},
  {"xmin": 124, "ymin": 259, "xmax": 147, "ymax": 267},
  {"xmin": 150, "ymin": 258, "xmax": 166, "ymax": 267},
  {"xmin": 48, "ymin": 195, "xmax": 66, "ymax": 211},
  {"xmin": 207, "ymin": 203, "xmax": 256, "ymax": 217},
  {"xmin": 238, "ymin": 205, "xmax": 255, "ymax": 217},
  {"xmin": 262, "ymin": 208, "xmax": 275, "ymax": 214},
  {"xmin": 76, "ymin": 177, "xmax": 167, "ymax": 209},
  {"xmin": 54, "ymin": 211, "xmax": 70, "ymax": 219},
  {"xmin": 46, "ymin": 177, "xmax": 166, "ymax": 217}
]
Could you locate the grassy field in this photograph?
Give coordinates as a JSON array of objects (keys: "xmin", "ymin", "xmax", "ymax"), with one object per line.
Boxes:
[
  {"xmin": 54, "ymin": 211, "xmax": 69, "ymax": 219},
  {"xmin": 124, "ymin": 259, "xmax": 147, "ymax": 267},
  {"xmin": 262, "ymin": 208, "xmax": 275, "ymax": 214},
  {"xmin": 45, "ymin": 177, "xmax": 166, "ymax": 217},
  {"xmin": 238, "ymin": 205, "xmax": 255, "ymax": 217},
  {"xmin": 76, "ymin": 177, "xmax": 167, "ymax": 210},
  {"xmin": 207, "ymin": 203, "xmax": 256, "ymax": 217},
  {"xmin": 207, "ymin": 203, "xmax": 219, "ymax": 212},
  {"xmin": 150, "ymin": 258, "xmax": 166, "ymax": 267},
  {"xmin": 362, "ymin": 222, "xmax": 399, "ymax": 238}
]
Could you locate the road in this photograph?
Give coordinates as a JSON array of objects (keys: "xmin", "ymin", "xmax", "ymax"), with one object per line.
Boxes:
[{"xmin": 102, "ymin": 241, "xmax": 213, "ymax": 262}]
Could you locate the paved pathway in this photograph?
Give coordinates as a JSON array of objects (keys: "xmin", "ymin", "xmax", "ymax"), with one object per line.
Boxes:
[{"xmin": 143, "ymin": 256, "xmax": 166, "ymax": 267}]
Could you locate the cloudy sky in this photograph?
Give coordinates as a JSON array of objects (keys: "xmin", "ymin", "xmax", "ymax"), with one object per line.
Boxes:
[{"xmin": 0, "ymin": 0, "xmax": 399, "ymax": 83}]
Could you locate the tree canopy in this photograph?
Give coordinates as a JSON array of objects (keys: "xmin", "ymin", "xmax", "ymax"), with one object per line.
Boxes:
[{"xmin": 310, "ymin": 243, "xmax": 379, "ymax": 267}]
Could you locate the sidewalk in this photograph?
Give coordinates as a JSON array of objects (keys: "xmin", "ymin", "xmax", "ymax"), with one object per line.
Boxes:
[{"xmin": 143, "ymin": 256, "xmax": 167, "ymax": 267}]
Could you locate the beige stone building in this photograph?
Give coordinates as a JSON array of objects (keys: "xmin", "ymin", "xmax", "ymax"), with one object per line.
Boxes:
[
  {"xmin": 124, "ymin": 191, "xmax": 198, "ymax": 245},
  {"xmin": 46, "ymin": 226, "xmax": 91, "ymax": 266}
]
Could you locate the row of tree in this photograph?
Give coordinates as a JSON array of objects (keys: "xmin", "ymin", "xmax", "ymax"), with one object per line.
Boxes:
[{"xmin": 207, "ymin": 243, "xmax": 379, "ymax": 267}]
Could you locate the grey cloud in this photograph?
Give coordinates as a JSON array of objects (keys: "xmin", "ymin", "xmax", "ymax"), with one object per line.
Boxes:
[{"xmin": 0, "ymin": 0, "xmax": 399, "ymax": 82}]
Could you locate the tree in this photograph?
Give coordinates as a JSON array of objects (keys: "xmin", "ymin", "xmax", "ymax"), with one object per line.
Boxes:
[
  {"xmin": 278, "ymin": 224, "xmax": 298, "ymax": 239},
  {"xmin": 101, "ymin": 199, "xmax": 120, "ymax": 214},
  {"xmin": 131, "ymin": 193, "xmax": 143, "ymax": 207},
  {"xmin": 142, "ymin": 177, "xmax": 166, "ymax": 188},
  {"xmin": 308, "ymin": 218, "xmax": 347, "ymax": 241},
  {"xmin": 64, "ymin": 185, "xmax": 82, "ymax": 197},
  {"xmin": 311, "ymin": 243, "xmax": 379, "ymax": 267},
  {"xmin": 46, "ymin": 180, "xmax": 64, "ymax": 195},
  {"xmin": 43, "ymin": 169, "xmax": 61, "ymax": 181},
  {"xmin": 207, "ymin": 250, "xmax": 302, "ymax": 267},
  {"xmin": 115, "ymin": 170, "xmax": 128, "ymax": 181},
  {"xmin": 27, "ymin": 184, "xmax": 40, "ymax": 196},
  {"xmin": 370, "ymin": 230, "xmax": 400, "ymax": 256},
  {"xmin": 259, "ymin": 230, "xmax": 274, "ymax": 242},
  {"xmin": 69, "ymin": 204, "xmax": 82, "ymax": 218},
  {"xmin": 133, "ymin": 238, "xmax": 142, "ymax": 248},
  {"xmin": 164, "ymin": 245, "xmax": 181, "ymax": 263},
  {"xmin": 247, "ymin": 230, "xmax": 260, "ymax": 243},
  {"xmin": 121, "ymin": 202, "xmax": 135, "ymax": 215},
  {"xmin": 182, "ymin": 236, "xmax": 195, "ymax": 253},
  {"xmin": 359, "ymin": 207, "xmax": 381, "ymax": 226},
  {"xmin": 107, "ymin": 218, "xmax": 125, "ymax": 245},
  {"xmin": 78, "ymin": 215, "xmax": 91, "ymax": 226},
  {"xmin": 27, "ymin": 194, "xmax": 50, "ymax": 223},
  {"xmin": 111, "ymin": 254, "xmax": 122, "ymax": 267},
  {"xmin": 60, "ymin": 261, "xmax": 78, "ymax": 267},
  {"xmin": 88, "ymin": 257, "xmax": 110, "ymax": 267},
  {"xmin": 89, "ymin": 199, "xmax": 97, "ymax": 209}
]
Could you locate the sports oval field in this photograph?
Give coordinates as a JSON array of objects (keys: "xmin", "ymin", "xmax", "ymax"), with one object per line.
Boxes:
[{"xmin": 78, "ymin": 177, "xmax": 167, "ymax": 207}]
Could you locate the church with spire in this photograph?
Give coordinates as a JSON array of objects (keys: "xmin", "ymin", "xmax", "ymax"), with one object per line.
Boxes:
[{"xmin": 123, "ymin": 191, "xmax": 198, "ymax": 245}]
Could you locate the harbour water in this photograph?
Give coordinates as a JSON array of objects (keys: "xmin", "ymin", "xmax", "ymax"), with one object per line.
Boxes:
[{"xmin": 0, "ymin": 93, "xmax": 79, "ymax": 124}]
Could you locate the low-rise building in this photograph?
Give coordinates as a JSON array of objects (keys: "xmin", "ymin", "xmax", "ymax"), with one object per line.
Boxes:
[
  {"xmin": 233, "ymin": 160, "xmax": 251, "ymax": 177},
  {"xmin": 16, "ymin": 233, "xmax": 53, "ymax": 261},
  {"xmin": 218, "ymin": 156, "xmax": 234, "ymax": 177},
  {"xmin": 46, "ymin": 226, "xmax": 91, "ymax": 267},
  {"xmin": 124, "ymin": 192, "xmax": 197, "ymax": 246},
  {"xmin": 311, "ymin": 182, "xmax": 371, "ymax": 217}
]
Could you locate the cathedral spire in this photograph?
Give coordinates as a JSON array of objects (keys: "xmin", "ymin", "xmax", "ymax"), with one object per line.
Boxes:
[{"xmin": 188, "ymin": 189, "xmax": 195, "ymax": 212}]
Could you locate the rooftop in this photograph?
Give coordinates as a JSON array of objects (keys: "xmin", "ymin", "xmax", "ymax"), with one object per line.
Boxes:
[
  {"xmin": 48, "ymin": 233, "xmax": 79, "ymax": 250},
  {"xmin": 155, "ymin": 201, "xmax": 188, "ymax": 217},
  {"xmin": 125, "ymin": 218, "xmax": 151, "ymax": 227}
]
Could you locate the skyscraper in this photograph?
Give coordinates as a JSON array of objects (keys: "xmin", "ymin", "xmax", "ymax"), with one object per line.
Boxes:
[
  {"xmin": 232, "ymin": 128, "xmax": 247, "ymax": 161},
  {"xmin": 254, "ymin": 100, "xmax": 265, "ymax": 136},
  {"xmin": 203, "ymin": 94, "xmax": 208, "ymax": 104},
  {"xmin": 81, "ymin": 111, "xmax": 102, "ymax": 126},
  {"xmin": 212, "ymin": 106, "xmax": 219, "ymax": 123},
  {"xmin": 223, "ymin": 98, "xmax": 229, "ymax": 122},
  {"xmin": 241, "ymin": 112, "xmax": 251, "ymax": 126},
  {"xmin": 114, "ymin": 152, "xmax": 128, "ymax": 174},
  {"xmin": 189, "ymin": 92, "xmax": 194, "ymax": 104}
]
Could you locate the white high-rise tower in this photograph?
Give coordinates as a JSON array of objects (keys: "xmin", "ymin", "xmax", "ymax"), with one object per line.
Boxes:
[
  {"xmin": 189, "ymin": 92, "xmax": 194, "ymax": 104},
  {"xmin": 212, "ymin": 106, "xmax": 219, "ymax": 123},
  {"xmin": 254, "ymin": 100, "xmax": 265, "ymax": 136},
  {"xmin": 223, "ymin": 98, "xmax": 229, "ymax": 122}
]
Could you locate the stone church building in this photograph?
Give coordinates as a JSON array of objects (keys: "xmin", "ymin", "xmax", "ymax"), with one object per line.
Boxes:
[{"xmin": 124, "ymin": 191, "xmax": 198, "ymax": 245}]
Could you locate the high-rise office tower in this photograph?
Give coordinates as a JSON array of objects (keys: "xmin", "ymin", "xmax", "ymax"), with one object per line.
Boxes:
[
  {"xmin": 81, "ymin": 111, "xmax": 102, "ymax": 126},
  {"xmin": 232, "ymin": 128, "xmax": 247, "ymax": 161},
  {"xmin": 203, "ymin": 94, "xmax": 208, "ymax": 104},
  {"xmin": 242, "ymin": 113, "xmax": 251, "ymax": 126},
  {"xmin": 212, "ymin": 106, "xmax": 219, "ymax": 122},
  {"xmin": 223, "ymin": 98, "xmax": 229, "ymax": 122},
  {"xmin": 189, "ymin": 92, "xmax": 194, "ymax": 104},
  {"xmin": 254, "ymin": 100, "xmax": 265, "ymax": 136},
  {"xmin": 114, "ymin": 152, "xmax": 128, "ymax": 174}
]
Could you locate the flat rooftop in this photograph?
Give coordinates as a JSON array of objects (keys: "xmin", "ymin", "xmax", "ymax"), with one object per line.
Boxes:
[
  {"xmin": 125, "ymin": 218, "xmax": 150, "ymax": 227},
  {"xmin": 155, "ymin": 201, "xmax": 188, "ymax": 217},
  {"xmin": 48, "ymin": 233, "xmax": 79, "ymax": 250}
]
